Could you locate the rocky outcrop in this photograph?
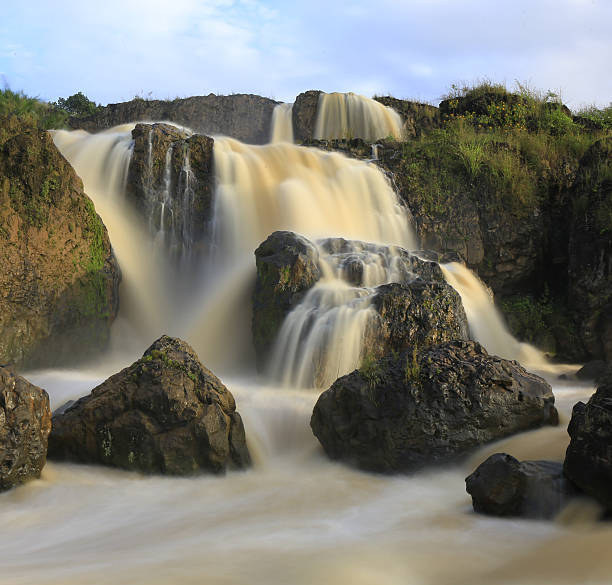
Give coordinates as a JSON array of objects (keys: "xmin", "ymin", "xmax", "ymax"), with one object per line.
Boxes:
[
  {"xmin": 0, "ymin": 115, "xmax": 120, "ymax": 368},
  {"xmin": 311, "ymin": 340, "xmax": 558, "ymax": 473},
  {"xmin": 292, "ymin": 90, "xmax": 322, "ymax": 142},
  {"xmin": 252, "ymin": 231, "xmax": 322, "ymax": 368},
  {"xmin": 568, "ymin": 137, "xmax": 612, "ymax": 361},
  {"xmin": 252, "ymin": 232, "xmax": 468, "ymax": 370},
  {"xmin": 373, "ymin": 97, "xmax": 440, "ymax": 138},
  {"xmin": 564, "ymin": 382, "xmax": 612, "ymax": 511},
  {"xmin": 69, "ymin": 94, "xmax": 278, "ymax": 144},
  {"xmin": 466, "ymin": 453, "xmax": 575, "ymax": 518},
  {"xmin": 0, "ymin": 366, "xmax": 51, "ymax": 491},
  {"xmin": 48, "ymin": 336, "xmax": 251, "ymax": 475},
  {"xmin": 126, "ymin": 123, "xmax": 214, "ymax": 258}
]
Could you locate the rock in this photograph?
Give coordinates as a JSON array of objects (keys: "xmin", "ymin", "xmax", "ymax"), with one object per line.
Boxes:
[
  {"xmin": 0, "ymin": 115, "xmax": 120, "ymax": 368},
  {"xmin": 48, "ymin": 336, "xmax": 251, "ymax": 475},
  {"xmin": 69, "ymin": 94, "xmax": 279, "ymax": 145},
  {"xmin": 252, "ymin": 231, "xmax": 322, "ymax": 369},
  {"xmin": 564, "ymin": 383, "xmax": 612, "ymax": 510},
  {"xmin": 568, "ymin": 137, "xmax": 612, "ymax": 361},
  {"xmin": 292, "ymin": 90, "xmax": 322, "ymax": 142},
  {"xmin": 0, "ymin": 366, "xmax": 51, "ymax": 491},
  {"xmin": 252, "ymin": 232, "xmax": 467, "ymax": 372},
  {"xmin": 125, "ymin": 123, "xmax": 214, "ymax": 259},
  {"xmin": 373, "ymin": 97, "xmax": 440, "ymax": 138},
  {"xmin": 466, "ymin": 453, "xmax": 576, "ymax": 518},
  {"xmin": 311, "ymin": 340, "xmax": 558, "ymax": 473},
  {"xmin": 367, "ymin": 281, "xmax": 469, "ymax": 357},
  {"xmin": 575, "ymin": 360, "xmax": 608, "ymax": 381}
]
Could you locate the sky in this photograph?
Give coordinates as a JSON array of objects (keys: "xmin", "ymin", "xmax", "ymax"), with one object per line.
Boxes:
[{"xmin": 1, "ymin": 0, "xmax": 611, "ymax": 111}]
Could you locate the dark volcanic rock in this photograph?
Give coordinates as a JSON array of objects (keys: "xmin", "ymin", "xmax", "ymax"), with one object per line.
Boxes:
[
  {"xmin": 69, "ymin": 94, "xmax": 278, "ymax": 144},
  {"xmin": 0, "ymin": 115, "xmax": 120, "ymax": 368},
  {"xmin": 368, "ymin": 281, "xmax": 469, "ymax": 356},
  {"xmin": 292, "ymin": 90, "xmax": 322, "ymax": 143},
  {"xmin": 564, "ymin": 383, "xmax": 612, "ymax": 510},
  {"xmin": 568, "ymin": 137, "xmax": 612, "ymax": 361},
  {"xmin": 466, "ymin": 453, "xmax": 575, "ymax": 518},
  {"xmin": 126, "ymin": 123, "xmax": 214, "ymax": 258},
  {"xmin": 0, "ymin": 366, "xmax": 51, "ymax": 491},
  {"xmin": 48, "ymin": 336, "xmax": 251, "ymax": 475},
  {"xmin": 575, "ymin": 360, "xmax": 608, "ymax": 381},
  {"xmin": 252, "ymin": 231, "xmax": 322, "ymax": 369},
  {"xmin": 311, "ymin": 341, "xmax": 558, "ymax": 473}
]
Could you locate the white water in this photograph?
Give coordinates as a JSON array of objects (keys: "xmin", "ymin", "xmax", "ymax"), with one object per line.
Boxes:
[
  {"xmin": 314, "ymin": 92, "xmax": 403, "ymax": 141},
  {"xmin": 270, "ymin": 102, "xmax": 294, "ymax": 143},
  {"xmin": 21, "ymin": 122, "xmax": 606, "ymax": 585}
]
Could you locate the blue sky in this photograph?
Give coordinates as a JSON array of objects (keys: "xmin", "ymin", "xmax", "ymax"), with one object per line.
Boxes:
[{"xmin": 1, "ymin": 0, "xmax": 611, "ymax": 110}]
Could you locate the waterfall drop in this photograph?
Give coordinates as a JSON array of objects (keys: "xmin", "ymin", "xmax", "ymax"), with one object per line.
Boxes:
[
  {"xmin": 314, "ymin": 92, "xmax": 403, "ymax": 141},
  {"xmin": 270, "ymin": 103, "xmax": 294, "ymax": 143}
]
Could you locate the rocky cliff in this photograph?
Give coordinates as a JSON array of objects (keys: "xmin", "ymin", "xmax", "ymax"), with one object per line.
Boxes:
[
  {"xmin": 0, "ymin": 115, "xmax": 120, "ymax": 368},
  {"xmin": 69, "ymin": 94, "xmax": 278, "ymax": 144}
]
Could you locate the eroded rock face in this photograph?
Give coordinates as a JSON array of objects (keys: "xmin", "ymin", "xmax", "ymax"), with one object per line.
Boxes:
[
  {"xmin": 0, "ymin": 366, "xmax": 51, "ymax": 491},
  {"xmin": 252, "ymin": 231, "xmax": 322, "ymax": 368},
  {"xmin": 311, "ymin": 341, "xmax": 558, "ymax": 473},
  {"xmin": 292, "ymin": 90, "xmax": 322, "ymax": 142},
  {"xmin": 373, "ymin": 97, "xmax": 440, "ymax": 139},
  {"xmin": 48, "ymin": 336, "xmax": 251, "ymax": 475},
  {"xmin": 568, "ymin": 137, "xmax": 612, "ymax": 361},
  {"xmin": 0, "ymin": 115, "xmax": 120, "ymax": 368},
  {"xmin": 466, "ymin": 453, "xmax": 575, "ymax": 519},
  {"xmin": 564, "ymin": 383, "xmax": 612, "ymax": 510},
  {"xmin": 69, "ymin": 94, "xmax": 279, "ymax": 144},
  {"xmin": 126, "ymin": 123, "xmax": 214, "ymax": 258}
]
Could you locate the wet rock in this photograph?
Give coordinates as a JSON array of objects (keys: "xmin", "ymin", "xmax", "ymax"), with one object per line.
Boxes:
[
  {"xmin": 311, "ymin": 340, "xmax": 558, "ymax": 473},
  {"xmin": 0, "ymin": 115, "xmax": 120, "ymax": 368},
  {"xmin": 48, "ymin": 336, "xmax": 251, "ymax": 475},
  {"xmin": 575, "ymin": 360, "xmax": 608, "ymax": 381},
  {"xmin": 292, "ymin": 90, "xmax": 322, "ymax": 142},
  {"xmin": 564, "ymin": 382, "xmax": 612, "ymax": 511},
  {"xmin": 0, "ymin": 366, "xmax": 51, "ymax": 491},
  {"xmin": 466, "ymin": 453, "xmax": 576, "ymax": 518},
  {"xmin": 252, "ymin": 231, "xmax": 322, "ymax": 369},
  {"xmin": 126, "ymin": 123, "xmax": 214, "ymax": 258},
  {"xmin": 373, "ymin": 97, "xmax": 440, "ymax": 138},
  {"xmin": 69, "ymin": 94, "xmax": 279, "ymax": 144}
]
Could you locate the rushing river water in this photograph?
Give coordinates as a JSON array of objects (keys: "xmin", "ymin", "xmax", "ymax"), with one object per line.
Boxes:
[{"xmin": 1, "ymin": 96, "xmax": 608, "ymax": 584}]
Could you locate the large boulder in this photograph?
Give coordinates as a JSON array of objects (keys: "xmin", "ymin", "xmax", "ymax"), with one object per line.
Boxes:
[
  {"xmin": 126, "ymin": 123, "xmax": 214, "ymax": 259},
  {"xmin": 466, "ymin": 453, "xmax": 576, "ymax": 519},
  {"xmin": 69, "ymin": 93, "xmax": 279, "ymax": 144},
  {"xmin": 48, "ymin": 336, "xmax": 251, "ymax": 475},
  {"xmin": 311, "ymin": 340, "xmax": 558, "ymax": 473},
  {"xmin": 564, "ymin": 382, "xmax": 612, "ymax": 510},
  {"xmin": 0, "ymin": 115, "xmax": 120, "ymax": 368},
  {"xmin": 0, "ymin": 366, "xmax": 51, "ymax": 491},
  {"xmin": 252, "ymin": 231, "xmax": 322, "ymax": 369}
]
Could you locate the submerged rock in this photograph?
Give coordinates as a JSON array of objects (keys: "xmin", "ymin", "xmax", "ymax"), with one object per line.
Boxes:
[
  {"xmin": 466, "ymin": 453, "xmax": 575, "ymax": 519},
  {"xmin": 0, "ymin": 115, "xmax": 120, "ymax": 368},
  {"xmin": 48, "ymin": 336, "xmax": 251, "ymax": 475},
  {"xmin": 311, "ymin": 341, "xmax": 558, "ymax": 473},
  {"xmin": 564, "ymin": 382, "xmax": 612, "ymax": 511},
  {"xmin": 0, "ymin": 366, "xmax": 51, "ymax": 491}
]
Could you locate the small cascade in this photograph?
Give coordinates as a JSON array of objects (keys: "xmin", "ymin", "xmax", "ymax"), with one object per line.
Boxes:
[
  {"xmin": 270, "ymin": 103, "xmax": 294, "ymax": 143},
  {"xmin": 267, "ymin": 240, "xmax": 418, "ymax": 388},
  {"xmin": 441, "ymin": 262, "xmax": 549, "ymax": 369},
  {"xmin": 314, "ymin": 92, "xmax": 403, "ymax": 141},
  {"xmin": 151, "ymin": 144, "xmax": 174, "ymax": 249}
]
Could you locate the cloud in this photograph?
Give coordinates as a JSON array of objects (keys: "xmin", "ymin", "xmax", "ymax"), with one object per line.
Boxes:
[{"xmin": 1, "ymin": 0, "xmax": 611, "ymax": 108}]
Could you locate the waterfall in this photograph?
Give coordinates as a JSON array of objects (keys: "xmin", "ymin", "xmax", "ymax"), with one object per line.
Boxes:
[
  {"xmin": 441, "ymin": 262, "xmax": 549, "ymax": 369},
  {"xmin": 270, "ymin": 103, "xmax": 294, "ymax": 143},
  {"xmin": 314, "ymin": 92, "xmax": 403, "ymax": 141}
]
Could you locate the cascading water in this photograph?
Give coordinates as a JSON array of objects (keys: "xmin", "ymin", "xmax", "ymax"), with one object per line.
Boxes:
[
  {"xmin": 19, "ymin": 119, "xmax": 608, "ymax": 585},
  {"xmin": 314, "ymin": 92, "xmax": 403, "ymax": 141},
  {"xmin": 270, "ymin": 102, "xmax": 294, "ymax": 143}
]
